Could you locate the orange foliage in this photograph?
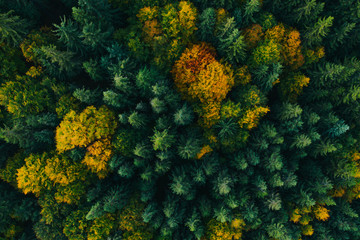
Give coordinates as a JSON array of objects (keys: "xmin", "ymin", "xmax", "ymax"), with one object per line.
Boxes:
[
  {"xmin": 83, "ymin": 138, "xmax": 112, "ymax": 179},
  {"xmin": 264, "ymin": 24, "xmax": 285, "ymax": 42},
  {"xmin": 197, "ymin": 145, "xmax": 213, "ymax": 159},
  {"xmin": 281, "ymin": 30, "xmax": 305, "ymax": 69},
  {"xmin": 172, "ymin": 43, "xmax": 234, "ymax": 127},
  {"xmin": 143, "ymin": 20, "xmax": 162, "ymax": 42},
  {"xmin": 313, "ymin": 205, "xmax": 330, "ymax": 221},
  {"xmin": 216, "ymin": 8, "xmax": 229, "ymax": 25},
  {"xmin": 243, "ymin": 24, "xmax": 264, "ymax": 49}
]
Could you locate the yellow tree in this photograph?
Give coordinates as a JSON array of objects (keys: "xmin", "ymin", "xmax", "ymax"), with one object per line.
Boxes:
[
  {"xmin": 172, "ymin": 43, "xmax": 234, "ymax": 127},
  {"xmin": 55, "ymin": 105, "xmax": 117, "ymax": 153}
]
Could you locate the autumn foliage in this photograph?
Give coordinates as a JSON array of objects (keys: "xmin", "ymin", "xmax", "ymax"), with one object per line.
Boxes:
[
  {"xmin": 172, "ymin": 43, "xmax": 234, "ymax": 127},
  {"xmin": 55, "ymin": 105, "xmax": 117, "ymax": 153}
]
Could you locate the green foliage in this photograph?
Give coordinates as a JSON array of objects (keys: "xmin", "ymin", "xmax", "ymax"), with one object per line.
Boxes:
[
  {"xmin": 2, "ymin": 1, "xmax": 360, "ymax": 240},
  {"xmin": 0, "ymin": 11, "xmax": 29, "ymax": 46}
]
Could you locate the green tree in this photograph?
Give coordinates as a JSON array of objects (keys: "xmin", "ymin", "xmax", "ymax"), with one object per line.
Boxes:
[{"xmin": 0, "ymin": 11, "xmax": 29, "ymax": 46}]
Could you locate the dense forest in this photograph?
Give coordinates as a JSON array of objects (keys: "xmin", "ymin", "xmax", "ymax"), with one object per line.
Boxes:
[{"xmin": 0, "ymin": 0, "xmax": 360, "ymax": 239}]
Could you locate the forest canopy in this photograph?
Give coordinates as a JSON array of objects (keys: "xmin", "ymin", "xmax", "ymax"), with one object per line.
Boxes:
[{"xmin": 0, "ymin": 0, "xmax": 360, "ymax": 239}]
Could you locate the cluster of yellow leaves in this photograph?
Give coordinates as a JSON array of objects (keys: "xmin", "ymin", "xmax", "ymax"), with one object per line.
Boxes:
[
  {"xmin": 329, "ymin": 152, "xmax": 360, "ymax": 201},
  {"xmin": 251, "ymin": 39, "xmax": 281, "ymax": 66},
  {"xmin": 3, "ymin": 224, "xmax": 22, "ymax": 239},
  {"xmin": 16, "ymin": 152, "xmax": 89, "ymax": 204},
  {"xmin": 63, "ymin": 209, "xmax": 89, "ymax": 240},
  {"xmin": 305, "ymin": 47, "xmax": 325, "ymax": 65},
  {"xmin": 281, "ymin": 30, "xmax": 305, "ymax": 69},
  {"xmin": 301, "ymin": 225, "xmax": 314, "ymax": 236},
  {"xmin": 279, "ymin": 72, "xmax": 310, "ymax": 102},
  {"xmin": 235, "ymin": 65, "xmax": 252, "ymax": 86},
  {"xmin": 83, "ymin": 138, "xmax": 112, "ymax": 179},
  {"xmin": 0, "ymin": 73, "xmax": 51, "ymax": 117},
  {"xmin": 206, "ymin": 217, "xmax": 245, "ymax": 240},
  {"xmin": 221, "ymin": 100, "xmax": 242, "ymax": 119},
  {"xmin": 238, "ymin": 106, "xmax": 270, "ymax": 130},
  {"xmin": 216, "ymin": 8, "xmax": 229, "ymax": 25},
  {"xmin": 16, "ymin": 153, "xmax": 50, "ymax": 196},
  {"xmin": 172, "ymin": 43, "xmax": 234, "ymax": 127},
  {"xmin": 136, "ymin": 1, "xmax": 197, "ymax": 67},
  {"xmin": 247, "ymin": 24, "xmax": 306, "ymax": 69},
  {"xmin": 289, "ymin": 204, "xmax": 330, "ymax": 237},
  {"xmin": 56, "ymin": 105, "xmax": 117, "ymax": 153},
  {"xmin": 196, "ymin": 145, "xmax": 213, "ymax": 159},
  {"xmin": 55, "ymin": 94, "xmax": 80, "ymax": 119},
  {"xmin": 20, "ymin": 28, "xmax": 54, "ymax": 63},
  {"xmin": 88, "ymin": 213, "xmax": 116, "ymax": 240},
  {"xmin": 119, "ymin": 198, "xmax": 153, "ymax": 240},
  {"xmin": 25, "ymin": 66, "xmax": 43, "ymax": 78}
]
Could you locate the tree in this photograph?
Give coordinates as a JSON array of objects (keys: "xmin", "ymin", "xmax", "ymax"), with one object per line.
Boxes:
[
  {"xmin": 303, "ymin": 16, "xmax": 334, "ymax": 47},
  {"xmin": 53, "ymin": 16, "xmax": 84, "ymax": 54},
  {"xmin": 0, "ymin": 70, "xmax": 53, "ymax": 117},
  {"xmin": 55, "ymin": 105, "xmax": 117, "ymax": 153},
  {"xmin": 36, "ymin": 45, "xmax": 80, "ymax": 79},
  {"xmin": 172, "ymin": 43, "xmax": 235, "ymax": 127},
  {"xmin": 0, "ymin": 11, "xmax": 29, "ymax": 46},
  {"xmin": 151, "ymin": 129, "xmax": 175, "ymax": 151},
  {"xmin": 118, "ymin": 198, "xmax": 153, "ymax": 240},
  {"xmin": 197, "ymin": 8, "xmax": 216, "ymax": 42}
]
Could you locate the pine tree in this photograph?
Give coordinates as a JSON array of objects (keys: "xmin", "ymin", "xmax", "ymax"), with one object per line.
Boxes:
[
  {"xmin": 303, "ymin": 16, "xmax": 334, "ymax": 47},
  {"xmin": 36, "ymin": 45, "xmax": 80, "ymax": 79},
  {"xmin": 53, "ymin": 16, "xmax": 85, "ymax": 54},
  {"xmin": 197, "ymin": 8, "xmax": 216, "ymax": 42},
  {"xmin": 0, "ymin": 11, "xmax": 29, "ymax": 46}
]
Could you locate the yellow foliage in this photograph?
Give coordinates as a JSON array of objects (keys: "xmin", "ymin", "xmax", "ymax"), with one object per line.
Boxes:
[
  {"xmin": 119, "ymin": 198, "xmax": 153, "ymax": 240},
  {"xmin": 301, "ymin": 225, "xmax": 314, "ymax": 236},
  {"xmin": 281, "ymin": 29, "xmax": 304, "ymax": 69},
  {"xmin": 88, "ymin": 213, "xmax": 116, "ymax": 240},
  {"xmin": 279, "ymin": 72, "xmax": 310, "ymax": 102},
  {"xmin": 172, "ymin": 43, "xmax": 234, "ymax": 127},
  {"xmin": 238, "ymin": 106, "xmax": 270, "ymax": 130},
  {"xmin": 299, "ymin": 214, "xmax": 312, "ymax": 226},
  {"xmin": 26, "ymin": 66, "xmax": 43, "ymax": 77},
  {"xmin": 305, "ymin": 46, "xmax": 325, "ymax": 64},
  {"xmin": 136, "ymin": 2, "xmax": 197, "ymax": 68},
  {"xmin": 331, "ymin": 187, "xmax": 346, "ymax": 197},
  {"xmin": 20, "ymin": 29, "xmax": 55, "ymax": 63},
  {"xmin": 251, "ymin": 39, "xmax": 281, "ymax": 66},
  {"xmin": 206, "ymin": 217, "xmax": 245, "ymax": 240},
  {"xmin": 313, "ymin": 205, "xmax": 330, "ymax": 221},
  {"xmin": 137, "ymin": 6, "xmax": 159, "ymax": 22},
  {"xmin": 290, "ymin": 208, "xmax": 301, "ymax": 223},
  {"xmin": 216, "ymin": 8, "xmax": 228, "ymax": 25},
  {"xmin": 178, "ymin": 1, "xmax": 198, "ymax": 38},
  {"xmin": 45, "ymin": 155, "xmax": 86, "ymax": 186},
  {"xmin": 3, "ymin": 224, "xmax": 22, "ymax": 239},
  {"xmin": 197, "ymin": 145, "xmax": 213, "ymax": 159},
  {"xmin": 83, "ymin": 138, "xmax": 112, "ymax": 179},
  {"xmin": 16, "ymin": 153, "xmax": 50, "ymax": 196},
  {"xmin": 143, "ymin": 20, "xmax": 162, "ymax": 42},
  {"xmin": 0, "ymin": 152, "xmax": 26, "ymax": 186},
  {"xmin": 235, "ymin": 65, "xmax": 252, "ymax": 86},
  {"xmin": 55, "ymin": 105, "xmax": 117, "ymax": 153},
  {"xmin": 264, "ymin": 24, "xmax": 285, "ymax": 42},
  {"xmin": 220, "ymin": 100, "xmax": 242, "ymax": 119}
]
